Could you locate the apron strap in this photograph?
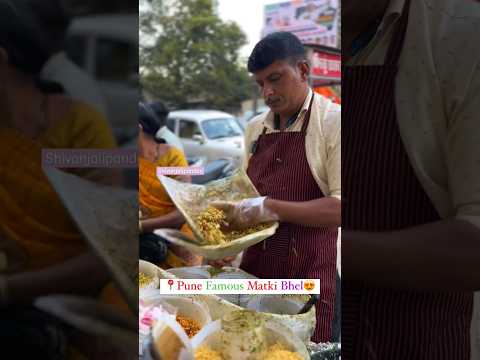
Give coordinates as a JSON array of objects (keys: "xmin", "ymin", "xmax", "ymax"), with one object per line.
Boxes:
[
  {"xmin": 258, "ymin": 91, "xmax": 315, "ymax": 136},
  {"xmin": 385, "ymin": 0, "xmax": 412, "ymax": 65},
  {"xmin": 301, "ymin": 93, "xmax": 315, "ymax": 134}
]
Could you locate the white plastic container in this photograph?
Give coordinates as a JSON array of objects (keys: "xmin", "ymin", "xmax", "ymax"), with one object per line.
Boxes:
[
  {"xmin": 245, "ymin": 295, "xmax": 316, "ymax": 344},
  {"xmin": 190, "ymin": 312, "xmax": 310, "ymax": 360},
  {"xmin": 220, "ymin": 310, "xmax": 268, "ymax": 360},
  {"xmin": 151, "ymin": 313, "xmax": 194, "ymax": 360},
  {"xmin": 246, "ymin": 295, "xmax": 305, "ymax": 315},
  {"xmin": 139, "ymin": 260, "xmax": 160, "ymax": 291},
  {"xmin": 167, "ymin": 267, "xmax": 211, "ymax": 279},
  {"xmin": 142, "ymin": 295, "xmax": 212, "ymax": 334}
]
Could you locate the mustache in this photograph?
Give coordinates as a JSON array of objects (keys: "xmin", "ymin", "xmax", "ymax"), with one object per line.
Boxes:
[{"xmin": 266, "ymin": 97, "xmax": 282, "ymax": 106}]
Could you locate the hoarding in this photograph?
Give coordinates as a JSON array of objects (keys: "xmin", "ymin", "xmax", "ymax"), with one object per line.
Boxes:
[
  {"xmin": 310, "ymin": 50, "xmax": 341, "ymax": 80},
  {"xmin": 262, "ymin": 0, "xmax": 339, "ymax": 47}
]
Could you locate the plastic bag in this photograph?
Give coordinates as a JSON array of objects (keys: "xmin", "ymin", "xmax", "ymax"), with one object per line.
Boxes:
[{"xmin": 157, "ymin": 168, "xmax": 279, "ymax": 260}]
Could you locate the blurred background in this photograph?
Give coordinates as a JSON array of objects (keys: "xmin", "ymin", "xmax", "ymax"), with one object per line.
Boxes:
[
  {"xmin": 140, "ymin": 0, "xmax": 340, "ymax": 173},
  {"xmin": 41, "ymin": 0, "xmax": 140, "ymax": 145}
]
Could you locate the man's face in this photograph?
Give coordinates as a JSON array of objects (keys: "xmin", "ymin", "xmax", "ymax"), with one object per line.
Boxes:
[{"xmin": 253, "ymin": 60, "xmax": 309, "ymax": 115}]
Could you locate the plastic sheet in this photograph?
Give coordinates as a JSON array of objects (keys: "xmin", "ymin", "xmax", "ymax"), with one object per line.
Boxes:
[{"xmin": 157, "ymin": 168, "xmax": 279, "ymax": 260}]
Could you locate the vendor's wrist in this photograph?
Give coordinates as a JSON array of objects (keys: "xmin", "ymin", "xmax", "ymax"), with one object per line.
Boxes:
[{"xmin": 264, "ymin": 197, "xmax": 280, "ymax": 221}]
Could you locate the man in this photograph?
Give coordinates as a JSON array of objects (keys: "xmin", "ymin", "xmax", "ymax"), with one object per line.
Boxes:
[
  {"xmin": 342, "ymin": 0, "xmax": 480, "ymax": 359},
  {"xmin": 213, "ymin": 32, "xmax": 341, "ymax": 343}
]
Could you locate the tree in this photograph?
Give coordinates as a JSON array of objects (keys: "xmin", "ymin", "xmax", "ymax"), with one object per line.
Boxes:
[{"xmin": 140, "ymin": 0, "xmax": 252, "ymax": 112}]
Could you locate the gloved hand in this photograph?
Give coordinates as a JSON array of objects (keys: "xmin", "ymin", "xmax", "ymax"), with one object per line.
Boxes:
[
  {"xmin": 208, "ymin": 256, "xmax": 237, "ymax": 269},
  {"xmin": 211, "ymin": 196, "xmax": 279, "ymax": 229}
]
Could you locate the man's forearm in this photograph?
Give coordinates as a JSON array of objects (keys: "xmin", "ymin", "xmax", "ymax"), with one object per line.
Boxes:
[
  {"xmin": 6, "ymin": 251, "xmax": 110, "ymax": 305},
  {"xmin": 141, "ymin": 209, "xmax": 185, "ymax": 233},
  {"xmin": 265, "ymin": 197, "xmax": 341, "ymax": 227},
  {"xmin": 343, "ymin": 219, "xmax": 480, "ymax": 291}
]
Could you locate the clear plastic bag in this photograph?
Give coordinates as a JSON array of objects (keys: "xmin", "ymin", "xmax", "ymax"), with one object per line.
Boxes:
[{"xmin": 157, "ymin": 168, "xmax": 279, "ymax": 260}]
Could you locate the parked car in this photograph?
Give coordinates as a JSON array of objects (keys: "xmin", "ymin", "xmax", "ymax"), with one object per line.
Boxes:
[
  {"xmin": 240, "ymin": 105, "xmax": 270, "ymax": 125},
  {"xmin": 65, "ymin": 14, "xmax": 138, "ymax": 144},
  {"xmin": 167, "ymin": 110, "xmax": 245, "ymax": 167}
]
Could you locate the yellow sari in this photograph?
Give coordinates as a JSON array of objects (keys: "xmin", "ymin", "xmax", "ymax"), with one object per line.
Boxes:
[
  {"xmin": 1, "ymin": 102, "xmax": 133, "ymax": 357},
  {"xmin": 138, "ymin": 147, "xmax": 187, "ymax": 218},
  {"xmin": 0, "ymin": 102, "xmax": 116, "ymax": 271},
  {"xmin": 139, "ymin": 146, "xmax": 200, "ymax": 267}
]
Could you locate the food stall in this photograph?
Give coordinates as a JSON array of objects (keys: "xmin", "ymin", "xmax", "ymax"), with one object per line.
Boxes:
[
  {"xmin": 138, "ymin": 170, "xmax": 341, "ymax": 360},
  {"xmin": 305, "ymin": 44, "xmax": 341, "ymax": 104}
]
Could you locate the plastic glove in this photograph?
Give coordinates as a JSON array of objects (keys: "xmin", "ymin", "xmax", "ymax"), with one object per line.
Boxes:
[
  {"xmin": 208, "ymin": 256, "xmax": 237, "ymax": 269},
  {"xmin": 211, "ymin": 196, "xmax": 279, "ymax": 229}
]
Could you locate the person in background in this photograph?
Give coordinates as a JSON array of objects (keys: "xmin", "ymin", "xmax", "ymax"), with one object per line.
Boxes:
[
  {"xmin": 0, "ymin": 1, "xmax": 125, "ymax": 357},
  {"xmin": 342, "ymin": 0, "xmax": 480, "ymax": 359},
  {"xmin": 149, "ymin": 100, "xmax": 185, "ymax": 152},
  {"xmin": 211, "ymin": 32, "xmax": 341, "ymax": 343},
  {"xmin": 138, "ymin": 102, "xmax": 202, "ymax": 268}
]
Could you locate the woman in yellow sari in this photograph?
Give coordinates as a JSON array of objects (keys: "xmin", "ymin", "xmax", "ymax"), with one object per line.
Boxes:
[
  {"xmin": 138, "ymin": 103, "xmax": 201, "ymax": 268},
  {"xmin": 0, "ymin": 4, "xmax": 129, "ymax": 358}
]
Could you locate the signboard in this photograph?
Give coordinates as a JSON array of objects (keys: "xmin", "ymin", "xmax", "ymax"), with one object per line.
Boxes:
[
  {"xmin": 262, "ymin": 0, "xmax": 339, "ymax": 47},
  {"xmin": 310, "ymin": 50, "xmax": 341, "ymax": 80}
]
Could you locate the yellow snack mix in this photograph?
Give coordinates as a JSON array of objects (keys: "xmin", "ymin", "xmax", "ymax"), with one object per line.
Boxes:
[
  {"xmin": 138, "ymin": 272, "xmax": 153, "ymax": 288},
  {"xmin": 195, "ymin": 206, "xmax": 227, "ymax": 245},
  {"xmin": 176, "ymin": 315, "xmax": 201, "ymax": 338},
  {"xmin": 195, "ymin": 206, "xmax": 271, "ymax": 245},
  {"xmin": 195, "ymin": 345, "xmax": 224, "ymax": 360},
  {"xmin": 262, "ymin": 343, "xmax": 303, "ymax": 360}
]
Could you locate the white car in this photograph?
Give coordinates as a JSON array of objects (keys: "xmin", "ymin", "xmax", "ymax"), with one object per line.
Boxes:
[
  {"xmin": 167, "ymin": 110, "xmax": 245, "ymax": 167},
  {"xmin": 66, "ymin": 14, "xmax": 138, "ymax": 143}
]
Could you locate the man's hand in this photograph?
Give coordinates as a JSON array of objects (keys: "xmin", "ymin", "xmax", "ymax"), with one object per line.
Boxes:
[
  {"xmin": 208, "ymin": 256, "xmax": 237, "ymax": 268},
  {"xmin": 211, "ymin": 196, "xmax": 279, "ymax": 229}
]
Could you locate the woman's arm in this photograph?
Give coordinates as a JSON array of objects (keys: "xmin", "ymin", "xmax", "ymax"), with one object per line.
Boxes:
[
  {"xmin": 140, "ymin": 209, "xmax": 186, "ymax": 233},
  {"xmin": 4, "ymin": 251, "xmax": 110, "ymax": 307}
]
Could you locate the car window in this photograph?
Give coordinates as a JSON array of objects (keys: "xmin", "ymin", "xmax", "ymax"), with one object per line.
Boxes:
[
  {"xmin": 65, "ymin": 35, "xmax": 87, "ymax": 68},
  {"xmin": 201, "ymin": 118, "xmax": 243, "ymax": 139},
  {"xmin": 166, "ymin": 118, "xmax": 176, "ymax": 132},
  {"xmin": 179, "ymin": 120, "xmax": 202, "ymax": 139},
  {"xmin": 95, "ymin": 38, "xmax": 136, "ymax": 82}
]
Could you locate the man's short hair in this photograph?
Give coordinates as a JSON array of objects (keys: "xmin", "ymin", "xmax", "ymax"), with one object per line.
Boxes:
[{"xmin": 248, "ymin": 32, "xmax": 307, "ymax": 73}]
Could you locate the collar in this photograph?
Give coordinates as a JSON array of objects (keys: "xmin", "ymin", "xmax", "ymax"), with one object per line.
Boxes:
[
  {"xmin": 378, "ymin": 0, "xmax": 405, "ymax": 35},
  {"xmin": 41, "ymin": 52, "xmax": 67, "ymax": 74},
  {"xmin": 264, "ymin": 88, "xmax": 313, "ymax": 131},
  {"xmin": 348, "ymin": 0, "xmax": 405, "ymax": 58}
]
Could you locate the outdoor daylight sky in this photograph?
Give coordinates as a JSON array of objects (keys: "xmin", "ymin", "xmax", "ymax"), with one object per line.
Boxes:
[
  {"xmin": 140, "ymin": 0, "xmax": 287, "ymax": 59},
  {"xmin": 218, "ymin": 0, "xmax": 282, "ymax": 59}
]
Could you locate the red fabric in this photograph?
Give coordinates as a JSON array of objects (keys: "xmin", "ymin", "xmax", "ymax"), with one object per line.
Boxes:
[
  {"xmin": 241, "ymin": 95, "xmax": 338, "ymax": 343},
  {"xmin": 342, "ymin": 0, "xmax": 473, "ymax": 358},
  {"xmin": 314, "ymin": 87, "xmax": 341, "ymax": 104}
]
